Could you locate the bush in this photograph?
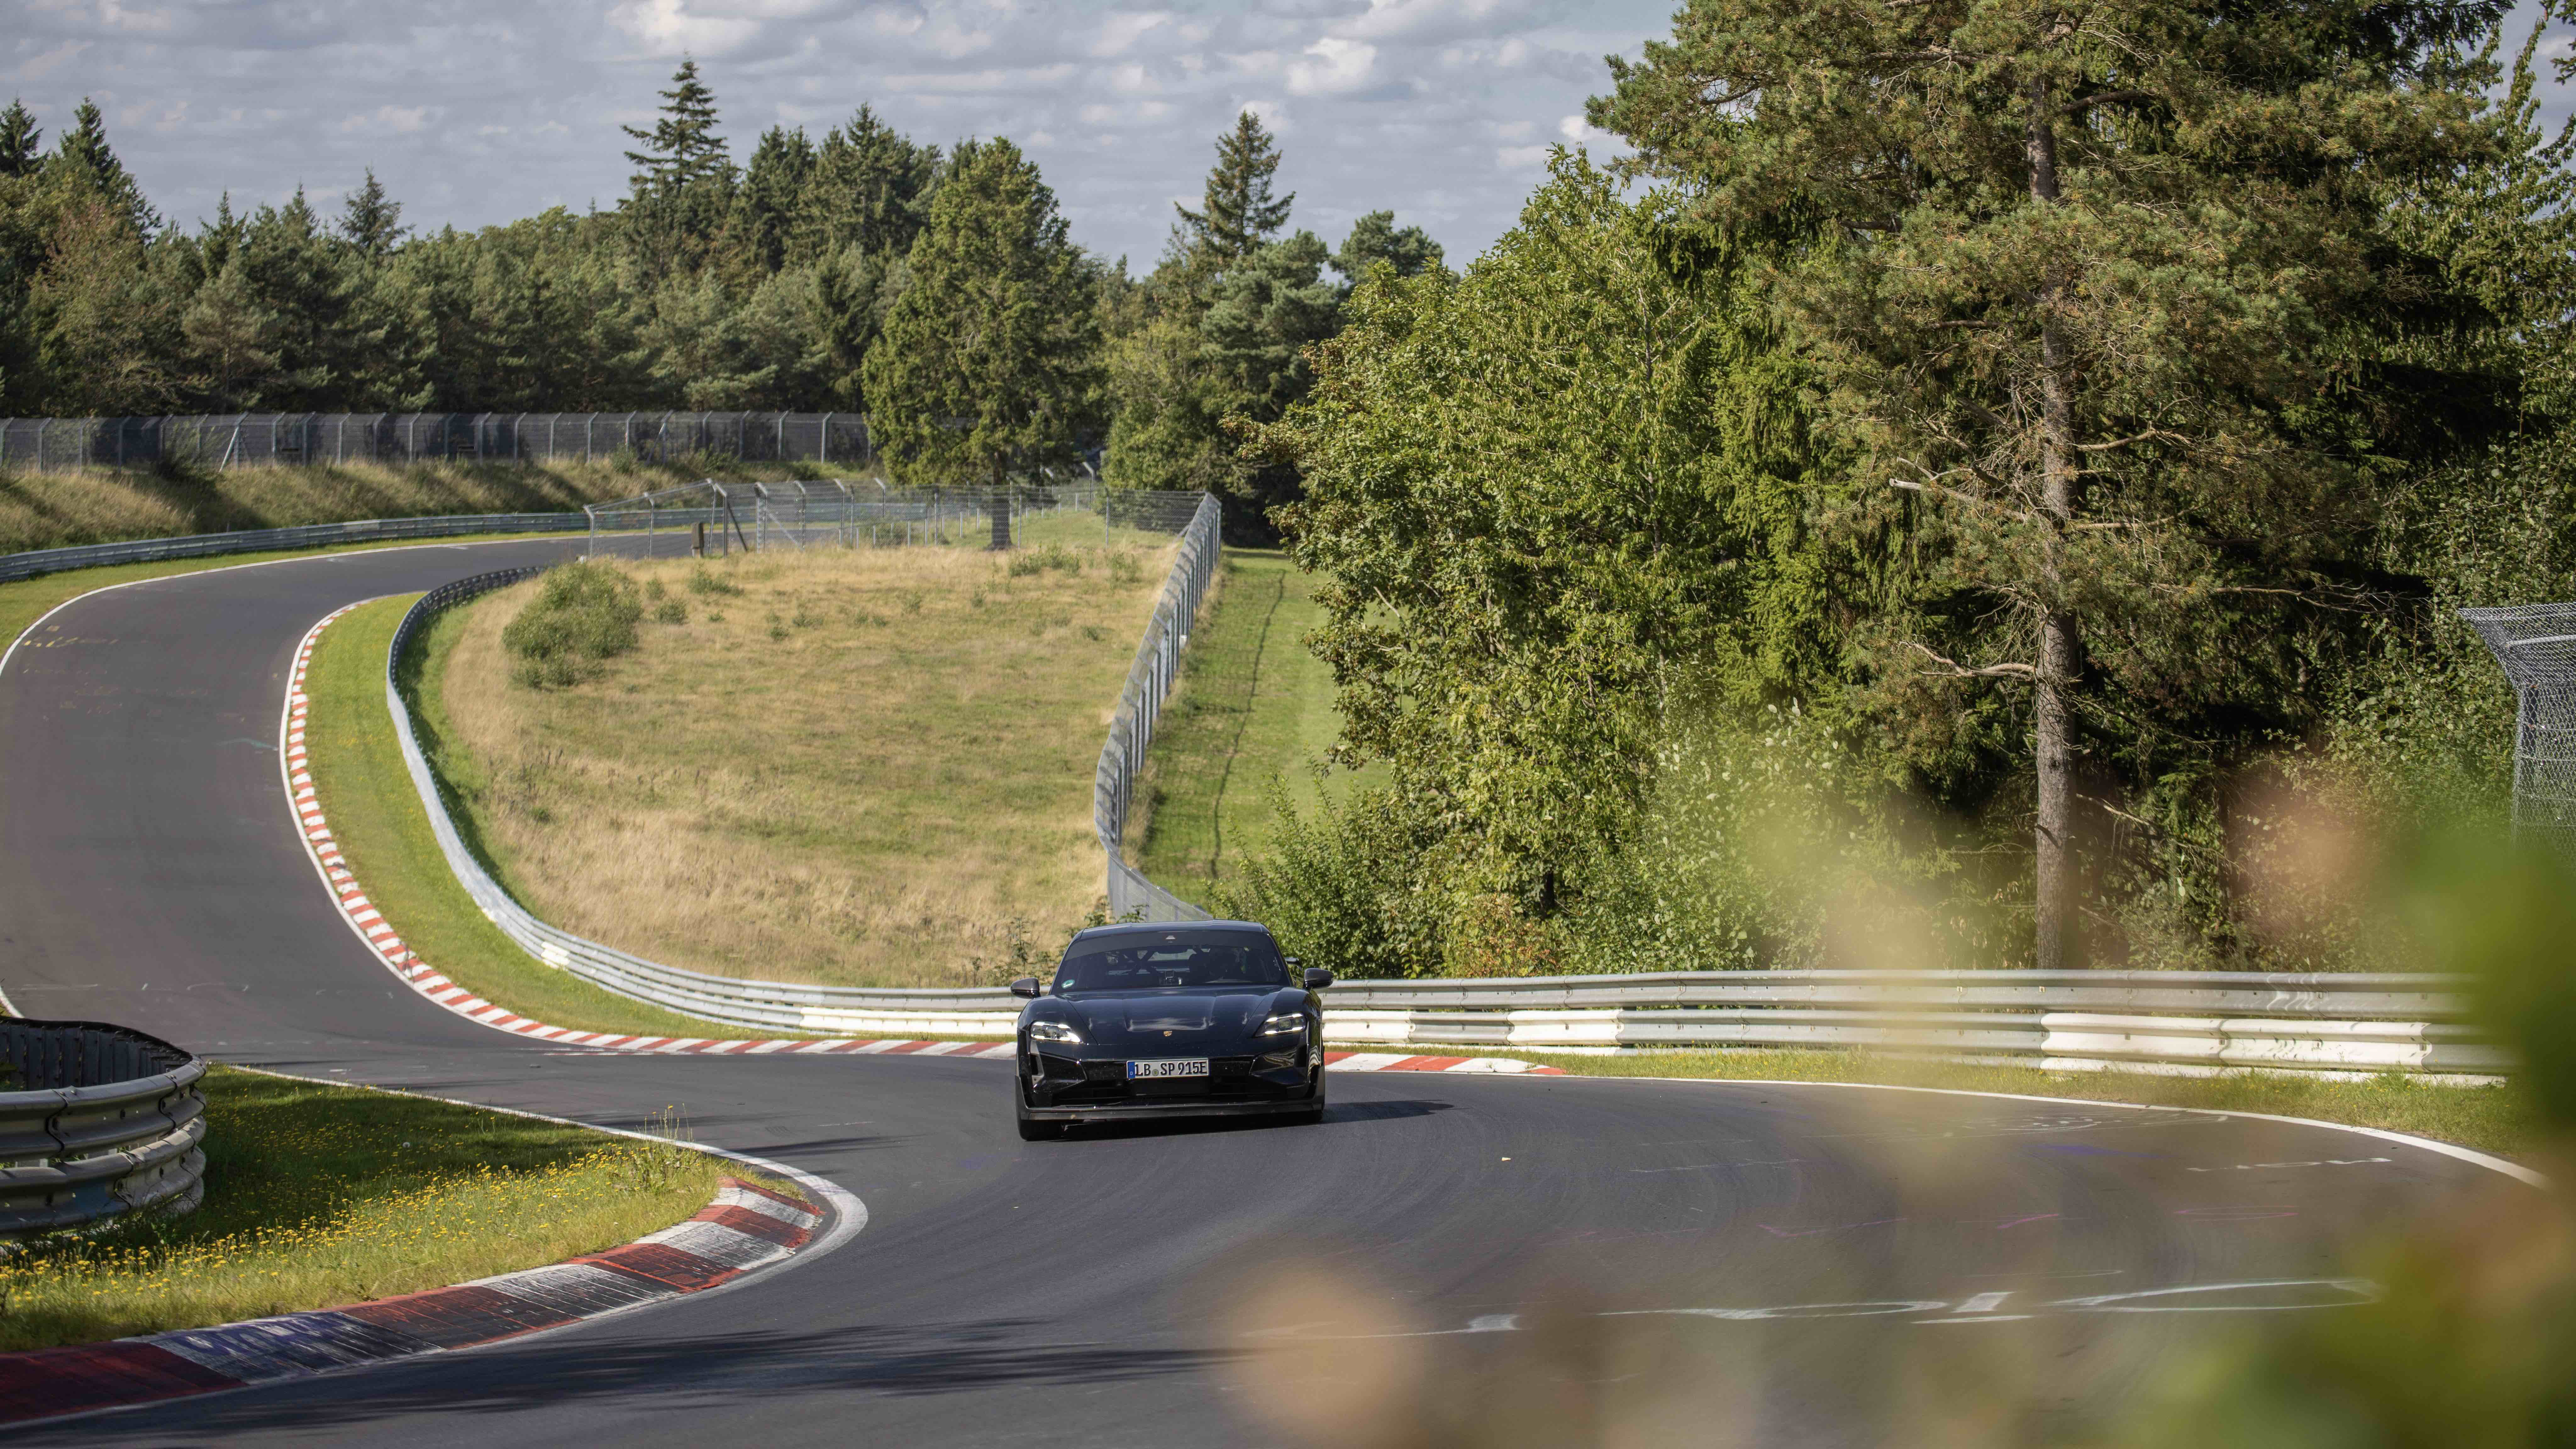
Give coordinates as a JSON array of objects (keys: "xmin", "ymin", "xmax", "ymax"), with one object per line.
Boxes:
[
  {"xmin": 502, "ymin": 562, "xmax": 643, "ymax": 688},
  {"xmin": 1213, "ymin": 785, "xmax": 1451, "ymax": 979}
]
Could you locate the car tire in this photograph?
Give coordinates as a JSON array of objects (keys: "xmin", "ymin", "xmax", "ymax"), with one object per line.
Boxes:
[
  {"xmin": 1014, "ymin": 1076, "xmax": 1061, "ymax": 1141},
  {"xmin": 1285, "ymin": 1074, "xmax": 1326, "ymax": 1125}
]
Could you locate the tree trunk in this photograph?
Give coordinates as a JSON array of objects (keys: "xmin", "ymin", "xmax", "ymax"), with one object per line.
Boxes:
[
  {"xmin": 989, "ymin": 458, "xmax": 1011, "ymax": 550},
  {"xmin": 2027, "ymin": 80, "xmax": 2082, "ymax": 971}
]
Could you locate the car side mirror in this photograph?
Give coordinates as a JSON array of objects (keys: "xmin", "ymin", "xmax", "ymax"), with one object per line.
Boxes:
[
  {"xmin": 1302, "ymin": 967, "xmax": 1334, "ymax": 991},
  {"xmin": 1009, "ymin": 976, "xmax": 1041, "ymax": 999}
]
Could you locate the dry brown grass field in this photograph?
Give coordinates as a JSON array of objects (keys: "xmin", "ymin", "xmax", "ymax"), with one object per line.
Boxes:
[
  {"xmin": 0, "ymin": 458, "xmax": 852, "ymax": 556},
  {"xmin": 426, "ymin": 533, "xmax": 1175, "ymax": 989}
]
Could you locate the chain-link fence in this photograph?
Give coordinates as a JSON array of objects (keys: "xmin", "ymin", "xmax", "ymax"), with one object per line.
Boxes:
[
  {"xmin": 2463, "ymin": 603, "xmax": 2576, "ymax": 849},
  {"xmin": 582, "ymin": 481, "xmax": 1199, "ymax": 558},
  {"xmin": 1098, "ymin": 493, "xmax": 1224, "ymax": 923},
  {"xmin": 0, "ymin": 412, "xmax": 876, "ymax": 472}
]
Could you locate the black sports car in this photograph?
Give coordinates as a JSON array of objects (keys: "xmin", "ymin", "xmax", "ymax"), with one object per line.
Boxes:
[{"xmin": 1011, "ymin": 920, "xmax": 1332, "ymax": 1140}]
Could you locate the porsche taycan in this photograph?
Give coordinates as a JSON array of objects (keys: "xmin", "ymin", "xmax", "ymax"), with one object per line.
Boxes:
[{"xmin": 1011, "ymin": 920, "xmax": 1332, "ymax": 1139}]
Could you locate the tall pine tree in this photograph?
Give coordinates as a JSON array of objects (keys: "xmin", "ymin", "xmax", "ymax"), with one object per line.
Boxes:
[
  {"xmin": 1174, "ymin": 111, "xmax": 1292, "ymax": 265},
  {"xmin": 620, "ymin": 60, "xmax": 735, "ymax": 284},
  {"xmin": 1592, "ymin": 0, "xmax": 2531, "ymax": 968},
  {"xmin": 861, "ymin": 138, "xmax": 1101, "ymax": 509},
  {"xmin": 338, "ymin": 170, "xmax": 406, "ymax": 259},
  {"xmin": 0, "ymin": 100, "xmax": 40, "ymax": 179}
]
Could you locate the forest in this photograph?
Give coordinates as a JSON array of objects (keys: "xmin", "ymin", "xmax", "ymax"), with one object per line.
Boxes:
[
  {"xmin": 0, "ymin": 66, "xmax": 1434, "ymax": 513},
  {"xmin": 1217, "ymin": 0, "xmax": 2576, "ymax": 979}
]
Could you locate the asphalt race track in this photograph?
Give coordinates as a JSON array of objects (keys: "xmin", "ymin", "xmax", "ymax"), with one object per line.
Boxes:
[{"xmin": 0, "ymin": 538, "xmax": 2531, "ymax": 1446}]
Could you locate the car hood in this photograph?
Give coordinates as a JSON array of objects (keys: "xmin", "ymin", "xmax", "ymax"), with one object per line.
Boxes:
[{"xmin": 1024, "ymin": 989, "xmax": 1303, "ymax": 1048}]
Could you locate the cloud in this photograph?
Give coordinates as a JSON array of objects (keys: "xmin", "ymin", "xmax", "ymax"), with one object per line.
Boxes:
[
  {"xmin": 1286, "ymin": 37, "xmax": 1377, "ymax": 97},
  {"xmin": 0, "ymin": 0, "xmax": 1683, "ymax": 266}
]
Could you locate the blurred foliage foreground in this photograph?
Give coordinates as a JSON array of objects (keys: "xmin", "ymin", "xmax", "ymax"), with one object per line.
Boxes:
[{"xmin": 1222, "ymin": 831, "xmax": 2576, "ymax": 1448}]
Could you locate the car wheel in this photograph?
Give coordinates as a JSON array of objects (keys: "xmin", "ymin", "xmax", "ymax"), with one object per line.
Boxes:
[{"xmin": 1013, "ymin": 1076, "xmax": 1062, "ymax": 1141}]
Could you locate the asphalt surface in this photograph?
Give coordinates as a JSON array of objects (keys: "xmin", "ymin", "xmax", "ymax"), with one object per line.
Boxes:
[{"xmin": 0, "ymin": 537, "xmax": 2530, "ymax": 1446}]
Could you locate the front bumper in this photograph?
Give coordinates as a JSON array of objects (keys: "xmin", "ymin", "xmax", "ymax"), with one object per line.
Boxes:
[{"xmin": 1019, "ymin": 1042, "xmax": 1319, "ymax": 1120}]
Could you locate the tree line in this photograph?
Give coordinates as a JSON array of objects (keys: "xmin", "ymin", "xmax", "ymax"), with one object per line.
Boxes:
[
  {"xmin": 0, "ymin": 68, "xmax": 1435, "ymax": 510},
  {"xmin": 1224, "ymin": 0, "xmax": 2576, "ymax": 978}
]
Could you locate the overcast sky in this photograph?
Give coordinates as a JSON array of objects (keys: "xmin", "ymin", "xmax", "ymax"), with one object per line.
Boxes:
[
  {"xmin": 10, "ymin": 1, "xmax": 2571, "ymax": 275},
  {"xmin": 4, "ymin": 0, "xmax": 1676, "ymax": 273}
]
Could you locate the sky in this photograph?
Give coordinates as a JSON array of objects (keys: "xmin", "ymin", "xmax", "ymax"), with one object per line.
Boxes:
[{"xmin": 2, "ymin": 0, "xmax": 1676, "ymax": 273}]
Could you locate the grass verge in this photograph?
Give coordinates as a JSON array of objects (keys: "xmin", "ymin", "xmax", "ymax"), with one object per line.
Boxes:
[
  {"xmin": 307, "ymin": 595, "xmax": 760, "ymax": 1039},
  {"xmin": 1469, "ymin": 1046, "xmax": 2542, "ymax": 1158},
  {"xmin": 0, "ymin": 1066, "xmax": 758, "ymax": 1353},
  {"xmin": 426, "ymin": 541, "xmax": 1172, "ymax": 989},
  {"xmin": 1133, "ymin": 549, "xmax": 1372, "ymax": 904}
]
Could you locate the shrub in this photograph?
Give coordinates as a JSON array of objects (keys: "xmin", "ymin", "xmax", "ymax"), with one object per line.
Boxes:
[
  {"xmin": 686, "ymin": 565, "xmax": 741, "ymax": 597},
  {"xmin": 502, "ymin": 562, "xmax": 643, "ymax": 688},
  {"xmin": 653, "ymin": 598, "xmax": 686, "ymax": 625}
]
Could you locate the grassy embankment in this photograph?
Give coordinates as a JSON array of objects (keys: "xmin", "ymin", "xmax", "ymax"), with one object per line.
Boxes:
[
  {"xmin": 424, "ymin": 520, "xmax": 1177, "ymax": 990},
  {"xmin": 0, "ymin": 456, "xmax": 855, "ymax": 557},
  {"xmin": 311, "ymin": 596, "xmax": 758, "ymax": 1038},
  {"xmin": 1131, "ymin": 549, "xmax": 1375, "ymax": 906},
  {"xmin": 0, "ymin": 1066, "xmax": 758, "ymax": 1353}
]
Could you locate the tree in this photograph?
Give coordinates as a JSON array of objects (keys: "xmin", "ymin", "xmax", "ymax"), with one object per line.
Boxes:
[
  {"xmin": 338, "ymin": 170, "xmax": 406, "ymax": 259},
  {"xmin": 1246, "ymin": 155, "xmax": 1831, "ymax": 967},
  {"xmin": 620, "ymin": 59, "xmax": 735, "ymax": 283},
  {"xmin": 794, "ymin": 105, "xmax": 939, "ymax": 265},
  {"xmin": 0, "ymin": 100, "xmax": 39, "ymax": 179},
  {"xmin": 732, "ymin": 125, "xmax": 814, "ymax": 275},
  {"xmin": 1330, "ymin": 210, "xmax": 1441, "ymax": 285},
  {"xmin": 1175, "ymin": 111, "xmax": 1292, "ymax": 265},
  {"xmin": 1591, "ymin": 0, "xmax": 2527, "ymax": 968},
  {"xmin": 861, "ymin": 137, "xmax": 1102, "ymax": 516},
  {"xmin": 48, "ymin": 99, "xmax": 154, "ymax": 234}
]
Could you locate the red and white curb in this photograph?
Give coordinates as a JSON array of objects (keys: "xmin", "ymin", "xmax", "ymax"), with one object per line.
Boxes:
[
  {"xmin": 0, "ymin": 1177, "xmax": 826, "ymax": 1427},
  {"xmin": 281, "ymin": 604, "xmax": 1560, "ymax": 1077}
]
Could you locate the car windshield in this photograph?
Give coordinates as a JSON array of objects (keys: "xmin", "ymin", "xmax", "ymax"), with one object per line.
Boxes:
[{"xmin": 1053, "ymin": 935, "xmax": 1287, "ymax": 994}]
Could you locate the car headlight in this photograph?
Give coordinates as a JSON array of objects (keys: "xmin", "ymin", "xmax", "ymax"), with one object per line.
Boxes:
[
  {"xmin": 1027, "ymin": 1020, "xmax": 1082, "ymax": 1043},
  {"xmin": 1258, "ymin": 1012, "xmax": 1306, "ymax": 1036}
]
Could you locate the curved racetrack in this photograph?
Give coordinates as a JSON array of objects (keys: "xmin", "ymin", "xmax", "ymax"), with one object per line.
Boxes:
[{"xmin": 0, "ymin": 539, "xmax": 2529, "ymax": 1445}]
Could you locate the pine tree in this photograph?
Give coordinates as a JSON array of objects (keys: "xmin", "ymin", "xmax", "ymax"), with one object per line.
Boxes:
[
  {"xmin": 1591, "ymin": 0, "xmax": 2531, "ymax": 969},
  {"xmin": 48, "ymin": 99, "xmax": 156, "ymax": 233},
  {"xmin": 731, "ymin": 125, "xmax": 814, "ymax": 275},
  {"xmin": 0, "ymin": 99, "xmax": 40, "ymax": 179},
  {"xmin": 339, "ymin": 170, "xmax": 406, "ymax": 259},
  {"xmin": 620, "ymin": 59, "xmax": 736, "ymax": 283},
  {"xmin": 795, "ymin": 105, "xmax": 940, "ymax": 264},
  {"xmin": 1330, "ymin": 211, "xmax": 1441, "ymax": 286},
  {"xmin": 1175, "ymin": 111, "xmax": 1293, "ymax": 265},
  {"xmin": 861, "ymin": 138, "xmax": 1101, "ymax": 507}
]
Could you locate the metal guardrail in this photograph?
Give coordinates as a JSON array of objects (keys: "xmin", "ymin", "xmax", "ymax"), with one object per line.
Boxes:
[
  {"xmin": 0, "ymin": 512, "xmax": 588, "ymax": 585},
  {"xmin": 367, "ymin": 513, "xmax": 2501, "ymax": 1078},
  {"xmin": 379, "ymin": 508, "xmax": 1229, "ymax": 1034},
  {"xmin": 1096, "ymin": 492, "xmax": 1222, "ymax": 924},
  {"xmin": 1, "ymin": 1020, "xmax": 209, "ymax": 1241}
]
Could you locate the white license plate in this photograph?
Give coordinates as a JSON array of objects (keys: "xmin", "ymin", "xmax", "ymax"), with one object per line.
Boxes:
[{"xmin": 1128, "ymin": 1058, "xmax": 1209, "ymax": 1080}]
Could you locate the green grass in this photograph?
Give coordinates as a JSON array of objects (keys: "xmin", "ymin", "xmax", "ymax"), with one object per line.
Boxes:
[
  {"xmin": 427, "ymin": 543, "xmax": 1172, "ymax": 989},
  {"xmin": 308, "ymin": 595, "xmax": 763, "ymax": 1038},
  {"xmin": 1133, "ymin": 549, "xmax": 1372, "ymax": 905},
  {"xmin": 0, "ymin": 1066, "xmax": 762, "ymax": 1352},
  {"xmin": 1463, "ymin": 1046, "xmax": 2543, "ymax": 1158}
]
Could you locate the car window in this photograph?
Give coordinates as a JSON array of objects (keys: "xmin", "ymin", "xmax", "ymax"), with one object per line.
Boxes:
[{"xmin": 1053, "ymin": 939, "xmax": 1286, "ymax": 993}]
